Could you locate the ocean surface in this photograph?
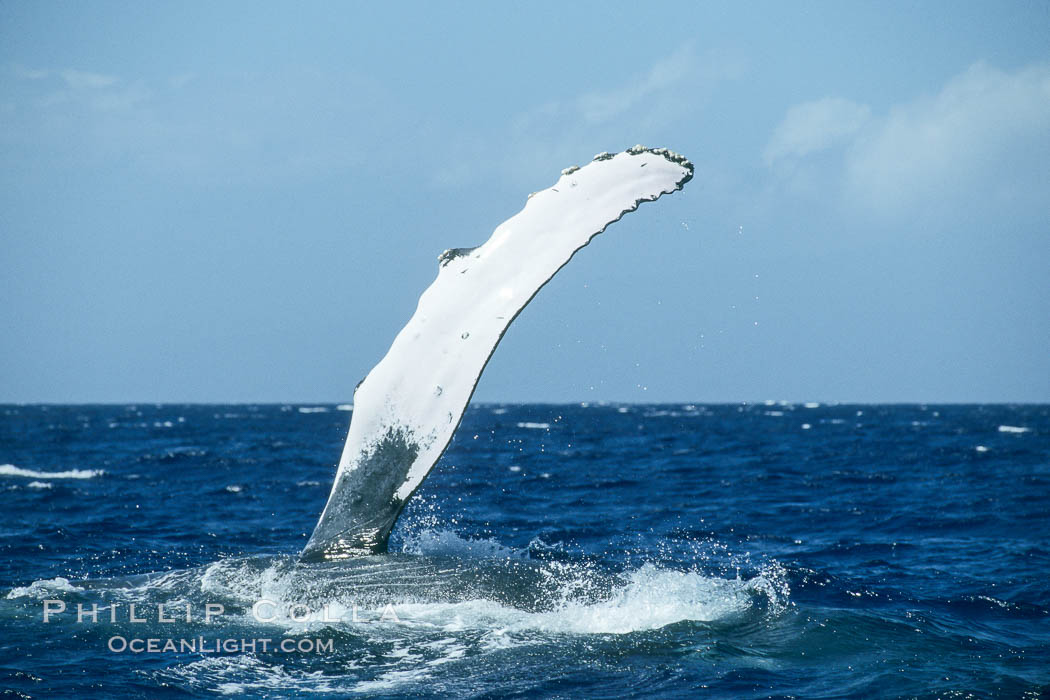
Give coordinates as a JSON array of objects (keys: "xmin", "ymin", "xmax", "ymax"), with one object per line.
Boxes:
[{"xmin": 1, "ymin": 403, "xmax": 1047, "ymax": 698}]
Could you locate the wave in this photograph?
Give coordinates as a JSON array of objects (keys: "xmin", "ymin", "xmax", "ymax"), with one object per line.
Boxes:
[
  {"xmin": 0, "ymin": 464, "xmax": 103, "ymax": 479},
  {"xmin": 153, "ymin": 656, "xmax": 341, "ymax": 696}
]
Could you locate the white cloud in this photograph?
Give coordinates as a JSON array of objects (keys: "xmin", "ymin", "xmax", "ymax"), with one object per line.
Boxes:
[
  {"xmin": 845, "ymin": 61, "xmax": 1050, "ymax": 211},
  {"xmin": 59, "ymin": 69, "xmax": 118, "ymax": 89},
  {"xmin": 763, "ymin": 97, "xmax": 870, "ymax": 165},
  {"xmin": 509, "ymin": 45, "xmax": 700, "ymax": 138},
  {"xmin": 576, "ymin": 46, "xmax": 694, "ymax": 124},
  {"xmin": 433, "ymin": 48, "xmax": 701, "ymax": 190},
  {"xmin": 448, "ymin": 44, "xmax": 745, "ymax": 192},
  {"xmin": 765, "ymin": 61, "xmax": 1050, "ymax": 218},
  {"xmin": 1, "ymin": 64, "xmax": 380, "ymax": 186},
  {"xmin": 7, "ymin": 65, "xmax": 118, "ymax": 89}
]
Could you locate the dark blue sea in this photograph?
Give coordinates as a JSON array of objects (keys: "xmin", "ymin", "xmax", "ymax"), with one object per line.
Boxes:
[{"xmin": 1, "ymin": 403, "xmax": 1047, "ymax": 698}]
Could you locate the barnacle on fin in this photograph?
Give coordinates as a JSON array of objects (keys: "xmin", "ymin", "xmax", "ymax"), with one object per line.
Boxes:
[{"xmin": 438, "ymin": 247, "xmax": 477, "ymax": 267}]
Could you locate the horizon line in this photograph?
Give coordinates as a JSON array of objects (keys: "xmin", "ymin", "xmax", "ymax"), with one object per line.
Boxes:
[{"xmin": 2, "ymin": 400, "xmax": 1048, "ymax": 407}]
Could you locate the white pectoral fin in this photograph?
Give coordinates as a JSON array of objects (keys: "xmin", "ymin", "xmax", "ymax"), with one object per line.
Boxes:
[{"xmin": 300, "ymin": 147, "xmax": 692, "ymax": 561}]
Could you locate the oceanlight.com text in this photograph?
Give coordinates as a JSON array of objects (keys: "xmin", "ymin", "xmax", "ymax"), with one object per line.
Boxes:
[{"xmin": 106, "ymin": 636, "xmax": 334, "ymax": 654}]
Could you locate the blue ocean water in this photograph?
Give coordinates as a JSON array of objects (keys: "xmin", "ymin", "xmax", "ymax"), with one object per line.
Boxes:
[{"xmin": 1, "ymin": 403, "xmax": 1047, "ymax": 698}]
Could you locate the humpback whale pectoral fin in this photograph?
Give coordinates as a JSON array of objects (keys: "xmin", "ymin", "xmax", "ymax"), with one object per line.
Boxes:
[{"xmin": 302, "ymin": 146, "xmax": 693, "ymax": 563}]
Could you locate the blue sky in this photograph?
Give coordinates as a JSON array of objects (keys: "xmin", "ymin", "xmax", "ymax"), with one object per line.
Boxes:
[{"xmin": 2, "ymin": 1, "xmax": 1048, "ymax": 403}]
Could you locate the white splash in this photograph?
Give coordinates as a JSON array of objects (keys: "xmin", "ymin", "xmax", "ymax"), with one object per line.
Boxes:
[
  {"xmin": 380, "ymin": 562, "xmax": 785, "ymax": 636},
  {"xmin": 517, "ymin": 564, "xmax": 781, "ymax": 634},
  {"xmin": 6, "ymin": 576, "xmax": 84, "ymax": 599},
  {"xmin": 998, "ymin": 425, "xmax": 1030, "ymax": 434},
  {"xmin": 197, "ymin": 548, "xmax": 783, "ymax": 638}
]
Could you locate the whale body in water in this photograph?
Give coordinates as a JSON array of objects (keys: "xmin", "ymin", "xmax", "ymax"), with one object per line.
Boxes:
[{"xmin": 300, "ymin": 146, "xmax": 693, "ymax": 562}]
